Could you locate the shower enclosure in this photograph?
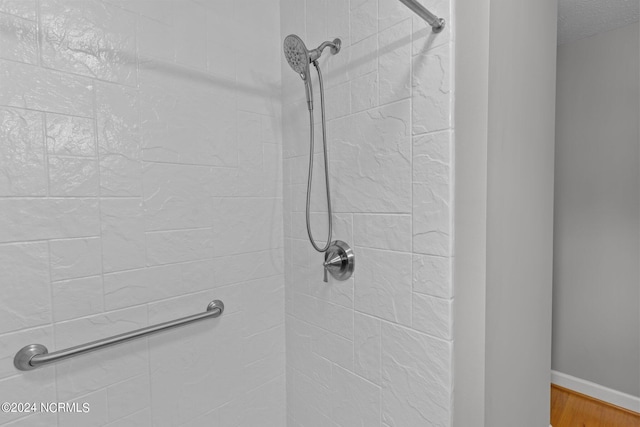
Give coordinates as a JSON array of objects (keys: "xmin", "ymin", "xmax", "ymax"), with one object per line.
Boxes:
[{"xmin": 0, "ymin": 0, "xmax": 455, "ymax": 426}]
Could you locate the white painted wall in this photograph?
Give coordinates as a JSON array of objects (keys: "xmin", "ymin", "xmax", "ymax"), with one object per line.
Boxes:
[
  {"xmin": 553, "ymin": 22, "xmax": 640, "ymax": 398},
  {"xmin": 280, "ymin": 0, "xmax": 456, "ymax": 425},
  {"xmin": 484, "ymin": 1, "xmax": 557, "ymax": 426},
  {"xmin": 454, "ymin": 0, "xmax": 558, "ymax": 426},
  {"xmin": 0, "ymin": 1, "xmax": 285, "ymax": 426},
  {"xmin": 452, "ymin": 0, "xmax": 490, "ymax": 425}
]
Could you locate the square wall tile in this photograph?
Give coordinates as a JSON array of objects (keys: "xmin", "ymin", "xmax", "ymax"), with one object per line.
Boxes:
[
  {"xmin": 353, "ymin": 214, "xmax": 411, "ymax": 252},
  {"xmin": 48, "ymin": 156, "xmax": 99, "ymax": 196},
  {"xmin": 0, "ymin": 60, "xmax": 94, "ymax": 117},
  {"xmin": 0, "ymin": 242, "xmax": 51, "ymax": 334},
  {"xmin": 350, "ymin": 0, "xmax": 377, "ymax": 45},
  {"xmin": 52, "ymin": 275, "xmax": 104, "ymax": 322},
  {"xmin": 173, "ymin": 1, "xmax": 207, "ymax": 70},
  {"xmin": 330, "ymin": 101, "xmax": 411, "ymax": 213},
  {"xmin": 354, "ymin": 312, "xmax": 381, "ymax": 385},
  {"xmin": 101, "ymin": 198, "xmax": 146, "ymax": 273},
  {"xmin": 381, "ymin": 323, "xmax": 452, "ymax": 426},
  {"xmin": 412, "ymin": 43, "xmax": 452, "ymax": 135},
  {"xmin": 0, "ymin": 198, "xmax": 99, "ymax": 243},
  {"xmin": 49, "ymin": 237, "xmax": 102, "ymax": 281},
  {"xmin": 412, "ymin": 293, "xmax": 452, "ymax": 340},
  {"xmin": 143, "ymin": 162, "xmax": 212, "ymax": 232},
  {"xmin": 146, "ymin": 228, "xmax": 213, "ymax": 266},
  {"xmin": 355, "ymin": 248, "xmax": 412, "ymax": 325},
  {"xmin": 40, "ymin": 0, "xmax": 137, "ymax": 85},
  {"xmin": 331, "ymin": 365, "xmax": 381, "ymax": 427},
  {"xmin": 0, "ymin": 12, "xmax": 37, "ymax": 64},
  {"xmin": 379, "ymin": 19, "xmax": 411, "ymax": 105},
  {"xmin": 0, "ymin": 107, "xmax": 46, "ymax": 196},
  {"xmin": 413, "ymin": 182, "xmax": 450, "ymax": 256},
  {"xmin": 46, "ymin": 113, "xmax": 96, "ymax": 157},
  {"xmin": 212, "ymin": 197, "xmax": 282, "ymax": 256},
  {"xmin": 412, "ymin": 254, "xmax": 452, "ymax": 298},
  {"xmin": 0, "ymin": 0, "xmax": 36, "ymax": 20}
]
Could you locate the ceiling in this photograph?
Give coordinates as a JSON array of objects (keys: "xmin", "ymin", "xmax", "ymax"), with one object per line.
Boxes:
[{"xmin": 558, "ymin": 0, "xmax": 640, "ymax": 44}]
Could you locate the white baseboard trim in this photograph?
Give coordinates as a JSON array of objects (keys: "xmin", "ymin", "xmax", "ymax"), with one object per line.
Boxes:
[{"xmin": 551, "ymin": 370, "xmax": 640, "ymax": 413}]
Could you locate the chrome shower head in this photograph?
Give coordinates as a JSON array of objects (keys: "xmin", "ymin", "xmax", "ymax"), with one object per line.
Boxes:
[
  {"xmin": 283, "ymin": 34, "xmax": 314, "ymax": 110},
  {"xmin": 283, "ymin": 34, "xmax": 310, "ymax": 77},
  {"xmin": 283, "ymin": 34, "xmax": 342, "ymax": 75},
  {"xmin": 283, "ymin": 34, "xmax": 342, "ymax": 110}
]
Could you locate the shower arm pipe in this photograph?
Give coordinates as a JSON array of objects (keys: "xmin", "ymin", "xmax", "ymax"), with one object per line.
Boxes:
[
  {"xmin": 398, "ymin": 0, "xmax": 445, "ymax": 33},
  {"xmin": 13, "ymin": 300, "xmax": 224, "ymax": 371},
  {"xmin": 308, "ymin": 39, "xmax": 341, "ymax": 62}
]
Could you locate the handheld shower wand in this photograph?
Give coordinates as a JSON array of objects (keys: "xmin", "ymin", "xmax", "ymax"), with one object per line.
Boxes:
[
  {"xmin": 283, "ymin": 34, "xmax": 355, "ymax": 283},
  {"xmin": 283, "ymin": 35, "xmax": 341, "ymax": 111}
]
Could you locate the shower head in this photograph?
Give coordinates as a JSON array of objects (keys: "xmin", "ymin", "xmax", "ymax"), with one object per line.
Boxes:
[
  {"xmin": 283, "ymin": 34, "xmax": 310, "ymax": 77},
  {"xmin": 283, "ymin": 34, "xmax": 313, "ymax": 111},
  {"xmin": 284, "ymin": 34, "xmax": 314, "ymax": 110},
  {"xmin": 283, "ymin": 34, "xmax": 342, "ymax": 75},
  {"xmin": 283, "ymin": 34, "xmax": 342, "ymax": 110}
]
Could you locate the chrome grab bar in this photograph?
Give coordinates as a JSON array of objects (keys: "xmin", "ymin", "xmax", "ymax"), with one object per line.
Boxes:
[
  {"xmin": 14, "ymin": 300, "xmax": 224, "ymax": 371},
  {"xmin": 398, "ymin": 0, "xmax": 445, "ymax": 33}
]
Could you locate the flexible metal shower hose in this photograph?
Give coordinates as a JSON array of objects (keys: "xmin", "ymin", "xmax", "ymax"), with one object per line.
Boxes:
[{"xmin": 306, "ymin": 60, "xmax": 332, "ymax": 252}]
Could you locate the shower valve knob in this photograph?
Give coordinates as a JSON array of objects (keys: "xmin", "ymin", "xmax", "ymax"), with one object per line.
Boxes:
[{"xmin": 322, "ymin": 241, "xmax": 355, "ymax": 282}]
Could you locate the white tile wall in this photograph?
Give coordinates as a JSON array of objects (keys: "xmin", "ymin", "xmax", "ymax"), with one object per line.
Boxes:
[
  {"xmin": 282, "ymin": 0, "xmax": 455, "ymax": 426},
  {"xmin": 0, "ymin": 1, "xmax": 285, "ymax": 426}
]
